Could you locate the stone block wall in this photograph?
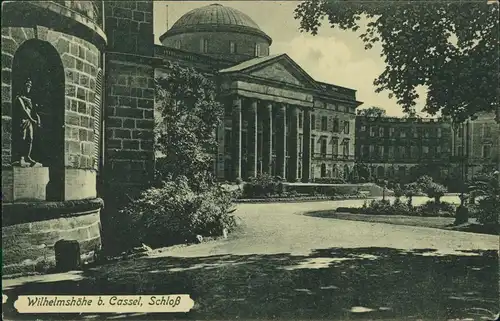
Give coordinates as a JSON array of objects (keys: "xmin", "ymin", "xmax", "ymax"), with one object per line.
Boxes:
[
  {"xmin": 2, "ymin": 209, "xmax": 101, "ymax": 275},
  {"xmin": 105, "ymin": 61, "xmax": 155, "ymax": 186}
]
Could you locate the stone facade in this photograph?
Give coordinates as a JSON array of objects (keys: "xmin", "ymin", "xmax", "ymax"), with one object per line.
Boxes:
[
  {"xmin": 355, "ymin": 116, "xmax": 454, "ymax": 182},
  {"xmin": 452, "ymin": 112, "xmax": 500, "ymax": 178}
]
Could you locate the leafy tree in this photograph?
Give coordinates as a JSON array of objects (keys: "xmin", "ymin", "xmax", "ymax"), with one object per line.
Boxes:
[
  {"xmin": 416, "ymin": 175, "xmax": 447, "ymax": 203},
  {"xmin": 403, "ymin": 182, "xmax": 420, "ymax": 207},
  {"xmin": 357, "ymin": 106, "xmax": 387, "ymax": 117},
  {"xmin": 155, "ymin": 62, "xmax": 223, "ymax": 189},
  {"xmin": 294, "ymin": 1, "xmax": 499, "ymax": 123}
]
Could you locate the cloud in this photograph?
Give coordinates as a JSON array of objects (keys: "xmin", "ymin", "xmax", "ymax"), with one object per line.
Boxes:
[{"xmin": 272, "ymin": 34, "xmax": 428, "ymax": 117}]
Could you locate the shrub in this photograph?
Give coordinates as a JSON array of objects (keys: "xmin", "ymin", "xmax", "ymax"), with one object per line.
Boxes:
[
  {"xmin": 475, "ymin": 196, "xmax": 500, "ymax": 225},
  {"xmin": 416, "ymin": 201, "xmax": 456, "ymax": 217},
  {"xmin": 314, "ymin": 177, "xmax": 346, "ymax": 184},
  {"xmin": 120, "ymin": 176, "xmax": 237, "ymax": 248},
  {"xmin": 242, "ymin": 174, "xmax": 284, "ymax": 198}
]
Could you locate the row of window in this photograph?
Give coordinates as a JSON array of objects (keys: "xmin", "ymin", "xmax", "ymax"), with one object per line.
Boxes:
[
  {"xmin": 304, "ymin": 114, "xmax": 350, "ymax": 134},
  {"xmin": 360, "ymin": 125, "xmax": 442, "ymax": 138},
  {"xmin": 173, "ymin": 38, "xmax": 266, "ymax": 57},
  {"xmin": 359, "ymin": 145, "xmax": 444, "ymax": 159}
]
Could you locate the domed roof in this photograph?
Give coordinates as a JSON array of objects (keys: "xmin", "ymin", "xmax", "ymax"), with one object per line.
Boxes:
[{"xmin": 160, "ymin": 4, "xmax": 272, "ymax": 44}]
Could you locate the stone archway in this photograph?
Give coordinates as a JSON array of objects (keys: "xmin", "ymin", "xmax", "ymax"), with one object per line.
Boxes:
[
  {"xmin": 377, "ymin": 166, "xmax": 385, "ymax": 178},
  {"xmin": 12, "ymin": 39, "xmax": 65, "ymax": 200}
]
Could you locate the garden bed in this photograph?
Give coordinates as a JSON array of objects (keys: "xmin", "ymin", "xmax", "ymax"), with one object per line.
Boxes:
[{"xmin": 236, "ymin": 195, "xmax": 368, "ymax": 203}]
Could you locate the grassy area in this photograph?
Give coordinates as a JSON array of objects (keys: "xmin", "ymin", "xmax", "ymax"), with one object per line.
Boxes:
[{"xmin": 308, "ymin": 211, "xmax": 498, "ymax": 235}]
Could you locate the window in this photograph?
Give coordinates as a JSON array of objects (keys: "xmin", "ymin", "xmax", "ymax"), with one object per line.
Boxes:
[
  {"xmin": 436, "ymin": 146, "xmax": 441, "ymax": 155},
  {"xmin": 343, "ymin": 121, "xmax": 350, "ymax": 134},
  {"xmin": 378, "ymin": 145, "xmax": 384, "ymax": 158},
  {"xmin": 457, "ymin": 146, "xmax": 464, "ymax": 157},
  {"xmin": 359, "ymin": 144, "xmax": 364, "ymax": 157},
  {"xmin": 254, "ymin": 43, "xmax": 261, "ymax": 57},
  {"xmin": 224, "ymin": 129, "xmax": 231, "ymax": 154},
  {"xmin": 369, "ymin": 145, "xmax": 375, "ymax": 157},
  {"xmin": 422, "ymin": 146, "xmax": 429, "ymax": 156},
  {"xmin": 379, "ymin": 127, "xmax": 384, "ymax": 137},
  {"xmin": 389, "ymin": 127, "xmax": 395, "ymax": 137},
  {"xmin": 93, "ymin": 69, "xmax": 103, "ymax": 170},
  {"xmin": 299, "ymin": 134, "xmax": 303, "ymax": 153},
  {"xmin": 389, "ymin": 146, "xmax": 394, "ymax": 158},
  {"xmin": 174, "ymin": 40, "xmax": 181, "ymax": 49},
  {"xmin": 332, "ymin": 138, "xmax": 338, "ymax": 155},
  {"xmin": 361, "ymin": 125, "xmax": 366, "ymax": 132},
  {"xmin": 321, "ymin": 116, "xmax": 328, "ymax": 131},
  {"xmin": 342, "ymin": 140, "xmax": 349, "ymax": 156},
  {"xmin": 320, "ymin": 138, "xmax": 327, "ymax": 155},
  {"xmin": 363, "ymin": 145, "xmax": 369, "ymax": 158},
  {"xmin": 299, "ymin": 113, "xmax": 303, "ymax": 128},
  {"xmin": 370, "ymin": 126, "xmax": 376, "ymax": 137},
  {"xmin": 311, "ymin": 114, "xmax": 316, "ymax": 130},
  {"xmin": 229, "ymin": 41, "xmax": 236, "ymax": 54},
  {"xmin": 483, "ymin": 124, "xmax": 492, "ymax": 137},
  {"xmin": 400, "ymin": 129, "xmax": 406, "ymax": 138},
  {"xmin": 200, "ymin": 38, "xmax": 208, "ymax": 53},
  {"xmin": 333, "ymin": 118, "xmax": 340, "ymax": 132},
  {"xmin": 424, "ymin": 129, "xmax": 430, "ymax": 138},
  {"xmin": 311, "ymin": 137, "xmax": 315, "ymax": 154},
  {"xmin": 482, "ymin": 145, "xmax": 491, "ymax": 158},
  {"xmin": 437, "ymin": 128, "xmax": 442, "ymax": 138}
]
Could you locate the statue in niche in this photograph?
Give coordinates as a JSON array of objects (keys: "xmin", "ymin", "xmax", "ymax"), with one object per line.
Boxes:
[{"xmin": 12, "ymin": 78, "xmax": 42, "ymax": 167}]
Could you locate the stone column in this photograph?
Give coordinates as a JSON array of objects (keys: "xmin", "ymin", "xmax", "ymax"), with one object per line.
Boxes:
[
  {"xmin": 289, "ymin": 105, "xmax": 299, "ymax": 182},
  {"xmin": 231, "ymin": 97, "xmax": 242, "ymax": 181},
  {"xmin": 262, "ymin": 102, "xmax": 273, "ymax": 175},
  {"xmin": 276, "ymin": 104, "xmax": 287, "ymax": 179},
  {"xmin": 247, "ymin": 100, "xmax": 258, "ymax": 179},
  {"xmin": 302, "ymin": 108, "xmax": 312, "ymax": 182}
]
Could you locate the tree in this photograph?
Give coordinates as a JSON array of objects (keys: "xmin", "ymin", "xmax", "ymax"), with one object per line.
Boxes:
[
  {"xmin": 357, "ymin": 106, "xmax": 387, "ymax": 117},
  {"xmin": 155, "ymin": 62, "xmax": 223, "ymax": 189},
  {"xmin": 468, "ymin": 170, "xmax": 500, "ymax": 225},
  {"xmin": 415, "ymin": 175, "xmax": 447, "ymax": 204},
  {"xmin": 294, "ymin": 1, "xmax": 499, "ymax": 123},
  {"xmin": 403, "ymin": 182, "xmax": 420, "ymax": 207}
]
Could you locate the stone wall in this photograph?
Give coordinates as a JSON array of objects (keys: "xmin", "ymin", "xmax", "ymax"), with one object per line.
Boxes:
[
  {"xmin": 103, "ymin": 1, "xmax": 155, "ymax": 198},
  {"xmin": 2, "ymin": 208, "xmax": 101, "ymax": 276}
]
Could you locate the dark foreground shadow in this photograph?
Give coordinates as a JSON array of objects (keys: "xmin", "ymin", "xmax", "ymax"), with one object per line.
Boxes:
[{"xmin": 3, "ymin": 247, "xmax": 499, "ymax": 320}]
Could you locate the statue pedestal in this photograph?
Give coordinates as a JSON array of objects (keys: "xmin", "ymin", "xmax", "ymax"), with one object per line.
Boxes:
[{"xmin": 2, "ymin": 167, "xmax": 50, "ymax": 202}]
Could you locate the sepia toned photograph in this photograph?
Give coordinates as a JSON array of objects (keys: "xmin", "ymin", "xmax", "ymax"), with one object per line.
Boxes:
[{"xmin": 1, "ymin": 0, "xmax": 499, "ymax": 320}]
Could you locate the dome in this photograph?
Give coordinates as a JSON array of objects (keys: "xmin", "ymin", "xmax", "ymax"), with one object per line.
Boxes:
[{"xmin": 160, "ymin": 4, "xmax": 272, "ymax": 44}]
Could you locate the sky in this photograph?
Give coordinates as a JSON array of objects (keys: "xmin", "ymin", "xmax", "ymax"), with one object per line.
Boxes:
[{"xmin": 152, "ymin": 1, "xmax": 429, "ymax": 117}]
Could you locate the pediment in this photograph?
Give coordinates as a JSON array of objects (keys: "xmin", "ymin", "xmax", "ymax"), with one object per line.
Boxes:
[
  {"xmin": 250, "ymin": 61, "xmax": 304, "ymax": 87},
  {"xmin": 219, "ymin": 54, "xmax": 318, "ymax": 90}
]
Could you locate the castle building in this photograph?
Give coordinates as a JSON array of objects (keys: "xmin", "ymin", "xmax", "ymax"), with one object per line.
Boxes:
[
  {"xmin": 156, "ymin": 4, "xmax": 362, "ymax": 182},
  {"xmin": 355, "ymin": 116, "xmax": 454, "ymax": 182}
]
